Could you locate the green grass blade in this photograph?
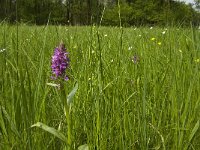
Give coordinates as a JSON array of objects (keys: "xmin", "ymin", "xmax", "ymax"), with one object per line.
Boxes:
[
  {"xmin": 0, "ymin": 107, "xmax": 8, "ymax": 137},
  {"xmin": 189, "ymin": 121, "xmax": 199, "ymax": 142},
  {"xmin": 184, "ymin": 120, "xmax": 199, "ymax": 150},
  {"xmin": 1, "ymin": 106, "xmax": 20, "ymax": 138}
]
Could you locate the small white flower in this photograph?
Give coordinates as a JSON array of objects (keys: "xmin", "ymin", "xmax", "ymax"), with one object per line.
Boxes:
[
  {"xmin": 104, "ymin": 34, "xmax": 107, "ymax": 37},
  {"xmin": 111, "ymin": 59, "xmax": 114, "ymax": 63},
  {"xmin": 162, "ymin": 31, "xmax": 166, "ymax": 35},
  {"xmin": 26, "ymin": 38, "xmax": 30, "ymax": 42},
  {"xmin": 138, "ymin": 34, "xmax": 141, "ymax": 37},
  {"xmin": 0, "ymin": 48, "xmax": 6, "ymax": 53},
  {"xmin": 150, "ymin": 27, "xmax": 153, "ymax": 29},
  {"xmin": 128, "ymin": 46, "xmax": 133, "ymax": 50}
]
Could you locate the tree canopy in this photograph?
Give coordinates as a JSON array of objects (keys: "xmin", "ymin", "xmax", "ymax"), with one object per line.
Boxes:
[{"xmin": 0, "ymin": 0, "xmax": 200, "ymax": 26}]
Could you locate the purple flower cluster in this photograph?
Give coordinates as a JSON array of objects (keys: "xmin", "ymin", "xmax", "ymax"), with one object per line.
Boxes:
[{"xmin": 51, "ymin": 43, "xmax": 69, "ymax": 81}]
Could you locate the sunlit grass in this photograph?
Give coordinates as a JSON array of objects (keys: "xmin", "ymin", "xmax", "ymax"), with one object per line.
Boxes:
[{"xmin": 0, "ymin": 24, "xmax": 200, "ymax": 149}]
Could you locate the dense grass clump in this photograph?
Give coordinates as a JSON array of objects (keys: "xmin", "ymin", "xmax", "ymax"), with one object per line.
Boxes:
[{"xmin": 0, "ymin": 24, "xmax": 200, "ymax": 150}]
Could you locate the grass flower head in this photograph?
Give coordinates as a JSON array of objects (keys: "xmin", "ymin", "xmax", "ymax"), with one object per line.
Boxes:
[{"xmin": 131, "ymin": 55, "xmax": 140, "ymax": 64}]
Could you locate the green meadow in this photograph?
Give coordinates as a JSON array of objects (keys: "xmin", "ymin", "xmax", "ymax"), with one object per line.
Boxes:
[{"xmin": 0, "ymin": 24, "xmax": 200, "ymax": 149}]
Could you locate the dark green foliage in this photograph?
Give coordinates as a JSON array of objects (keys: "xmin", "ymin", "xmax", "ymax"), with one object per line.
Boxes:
[{"xmin": 0, "ymin": 0, "xmax": 200, "ymax": 26}]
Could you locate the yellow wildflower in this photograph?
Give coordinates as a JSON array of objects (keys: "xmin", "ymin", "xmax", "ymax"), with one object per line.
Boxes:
[
  {"xmin": 195, "ymin": 59, "xmax": 200, "ymax": 63},
  {"xmin": 151, "ymin": 37, "xmax": 156, "ymax": 41},
  {"xmin": 158, "ymin": 42, "xmax": 161, "ymax": 45}
]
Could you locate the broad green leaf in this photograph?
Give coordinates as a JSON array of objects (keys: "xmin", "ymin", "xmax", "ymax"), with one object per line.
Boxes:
[
  {"xmin": 78, "ymin": 144, "xmax": 89, "ymax": 150},
  {"xmin": 46, "ymin": 82, "xmax": 60, "ymax": 87},
  {"xmin": 31, "ymin": 122, "xmax": 67, "ymax": 143},
  {"xmin": 67, "ymin": 83, "xmax": 78, "ymax": 105}
]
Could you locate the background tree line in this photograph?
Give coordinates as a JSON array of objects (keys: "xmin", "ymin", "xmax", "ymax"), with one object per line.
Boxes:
[{"xmin": 0, "ymin": 0, "xmax": 200, "ymax": 26}]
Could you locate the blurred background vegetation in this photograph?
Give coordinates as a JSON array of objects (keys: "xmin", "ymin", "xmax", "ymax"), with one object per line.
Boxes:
[{"xmin": 0, "ymin": 0, "xmax": 200, "ymax": 26}]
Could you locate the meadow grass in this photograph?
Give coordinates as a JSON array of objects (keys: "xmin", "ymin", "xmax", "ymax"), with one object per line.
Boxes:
[{"xmin": 0, "ymin": 23, "xmax": 200, "ymax": 150}]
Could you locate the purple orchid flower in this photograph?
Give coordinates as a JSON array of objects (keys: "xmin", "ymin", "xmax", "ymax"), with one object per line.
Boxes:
[{"xmin": 51, "ymin": 43, "xmax": 70, "ymax": 81}]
